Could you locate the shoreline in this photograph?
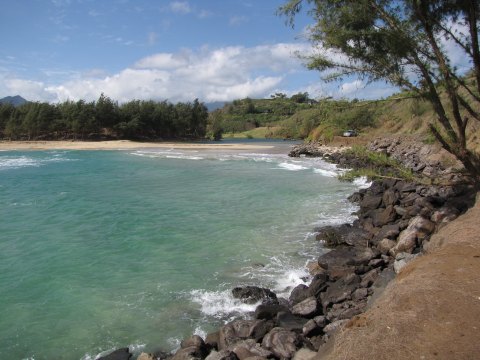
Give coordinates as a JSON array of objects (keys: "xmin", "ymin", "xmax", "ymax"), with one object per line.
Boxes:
[
  {"xmin": 0, "ymin": 140, "xmax": 275, "ymax": 151},
  {"xmin": 103, "ymin": 139, "xmax": 477, "ymax": 360}
]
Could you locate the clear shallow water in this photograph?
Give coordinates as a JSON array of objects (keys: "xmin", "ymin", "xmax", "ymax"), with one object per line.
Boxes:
[{"xmin": 0, "ymin": 144, "xmax": 365, "ymax": 359}]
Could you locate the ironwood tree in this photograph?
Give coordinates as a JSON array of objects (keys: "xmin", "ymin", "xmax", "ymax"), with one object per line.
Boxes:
[{"xmin": 279, "ymin": 0, "xmax": 480, "ymax": 180}]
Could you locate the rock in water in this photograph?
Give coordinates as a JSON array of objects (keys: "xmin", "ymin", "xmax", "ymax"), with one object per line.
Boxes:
[
  {"xmin": 98, "ymin": 348, "xmax": 132, "ymax": 360},
  {"xmin": 231, "ymin": 286, "xmax": 278, "ymax": 305}
]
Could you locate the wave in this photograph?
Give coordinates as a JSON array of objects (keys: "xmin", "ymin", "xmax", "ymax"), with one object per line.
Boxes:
[
  {"xmin": 81, "ymin": 343, "xmax": 146, "ymax": 360},
  {"xmin": 276, "ymin": 162, "xmax": 308, "ymax": 171},
  {"xmin": 0, "ymin": 154, "xmax": 71, "ymax": 171}
]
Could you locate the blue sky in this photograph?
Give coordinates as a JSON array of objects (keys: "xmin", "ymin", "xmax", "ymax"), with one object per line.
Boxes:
[{"xmin": 0, "ymin": 0, "xmax": 458, "ymax": 103}]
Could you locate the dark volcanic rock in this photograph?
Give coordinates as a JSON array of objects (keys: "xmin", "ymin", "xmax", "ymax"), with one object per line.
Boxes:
[
  {"xmin": 230, "ymin": 339, "xmax": 272, "ymax": 360},
  {"xmin": 98, "ymin": 348, "xmax": 132, "ymax": 360},
  {"xmin": 318, "ymin": 246, "xmax": 376, "ymax": 270},
  {"xmin": 254, "ymin": 304, "xmax": 289, "ymax": 320},
  {"xmin": 231, "ymin": 286, "xmax": 278, "ymax": 305},
  {"xmin": 291, "ymin": 296, "xmax": 320, "ymax": 317},
  {"xmin": 276, "ymin": 311, "xmax": 309, "ymax": 332},
  {"xmin": 316, "ymin": 224, "xmax": 370, "ymax": 248},
  {"xmin": 205, "ymin": 350, "xmax": 238, "ymax": 360},
  {"xmin": 218, "ymin": 320, "xmax": 273, "ymax": 350},
  {"xmin": 289, "ymin": 284, "xmax": 310, "ymax": 305},
  {"xmin": 262, "ymin": 327, "xmax": 301, "ymax": 359}
]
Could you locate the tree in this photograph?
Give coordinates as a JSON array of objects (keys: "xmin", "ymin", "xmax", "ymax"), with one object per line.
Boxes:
[{"xmin": 279, "ymin": 0, "xmax": 480, "ymax": 180}]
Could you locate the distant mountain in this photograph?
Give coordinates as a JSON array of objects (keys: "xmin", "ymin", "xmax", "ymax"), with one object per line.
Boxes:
[
  {"xmin": 0, "ymin": 95, "xmax": 28, "ymax": 106},
  {"xmin": 205, "ymin": 101, "xmax": 226, "ymax": 111}
]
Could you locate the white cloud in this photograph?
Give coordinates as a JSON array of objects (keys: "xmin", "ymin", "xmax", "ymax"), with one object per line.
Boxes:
[
  {"xmin": 1, "ymin": 43, "xmax": 312, "ymax": 103},
  {"xmin": 3, "ymin": 78, "xmax": 56, "ymax": 102},
  {"xmin": 169, "ymin": 1, "xmax": 191, "ymax": 14},
  {"xmin": 340, "ymin": 80, "xmax": 364, "ymax": 95}
]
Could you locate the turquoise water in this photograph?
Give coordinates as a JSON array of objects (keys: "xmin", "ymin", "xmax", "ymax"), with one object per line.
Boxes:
[{"xmin": 0, "ymin": 144, "xmax": 364, "ymax": 359}]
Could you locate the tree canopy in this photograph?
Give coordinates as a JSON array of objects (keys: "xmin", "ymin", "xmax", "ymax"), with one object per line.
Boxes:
[
  {"xmin": 279, "ymin": 0, "xmax": 480, "ymax": 180},
  {"xmin": 0, "ymin": 95, "xmax": 209, "ymax": 141}
]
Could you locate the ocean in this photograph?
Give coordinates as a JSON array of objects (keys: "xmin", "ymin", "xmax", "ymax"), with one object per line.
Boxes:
[{"xmin": 0, "ymin": 141, "xmax": 366, "ymax": 359}]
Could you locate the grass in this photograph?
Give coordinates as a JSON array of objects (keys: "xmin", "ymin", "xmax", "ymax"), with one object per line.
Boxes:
[{"xmin": 339, "ymin": 145, "xmax": 416, "ymax": 182}]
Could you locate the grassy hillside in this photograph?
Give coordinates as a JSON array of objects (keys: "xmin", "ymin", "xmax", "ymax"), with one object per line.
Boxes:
[{"xmin": 214, "ymin": 77, "xmax": 480, "ymax": 154}]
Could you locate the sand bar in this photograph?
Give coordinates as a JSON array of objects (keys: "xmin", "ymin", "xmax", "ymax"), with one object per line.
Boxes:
[{"xmin": 0, "ymin": 140, "xmax": 275, "ymax": 151}]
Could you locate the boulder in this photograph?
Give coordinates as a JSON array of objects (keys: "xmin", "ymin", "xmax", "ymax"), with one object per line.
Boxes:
[
  {"xmin": 302, "ymin": 316, "xmax": 327, "ymax": 337},
  {"xmin": 230, "ymin": 340, "xmax": 272, "ymax": 360},
  {"xmin": 218, "ymin": 320, "xmax": 273, "ymax": 350},
  {"xmin": 374, "ymin": 224, "xmax": 400, "ymax": 241},
  {"xmin": 322, "ymin": 319, "xmax": 349, "ymax": 337},
  {"xmin": 315, "ymin": 224, "xmax": 370, "ymax": 248},
  {"xmin": 262, "ymin": 328, "xmax": 301, "ymax": 359},
  {"xmin": 390, "ymin": 216, "xmax": 435, "ymax": 256},
  {"xmin": 137, "ymin": 353, "xmax": 155, "ymax": 360},
  {"xmin": 293, "ymin": 348, "xmax": 317, "ymax": 360},
  {"xmin": 360, "ymin": 194, "xmax": 382, "ymax": 211},
  {"xmin": 360, "ymin": 268, "xmax": 381, "ymax": 288},
  {"xmin": 171, "ymin": 346, "xmax": 206, "ymax": 360},
  {"xmin": 231, "ymin": 286, "xmax": 277, "ymax": 305},
  {"xmin": 394, "ymin": 252, "xmax": 420, "ymax": 274},
  {"xmin": 98, "ymin": 348, "xmax": 132, "ymax": 360},
  {"xmin": 321, "ymin": 280, "xmax": 358, "ymax": 308},
  {"xmin": 382, "ymin": 189, "xmax": 399, "ymax": 207},
  {"xmin": 181, "ymin": 335, "xmax": 206, "ymax": 350},
  {"xmin": 205, "ymin": 332, "xmax": 220, "ymax": 350},
  {"xmin": 377, "ymin": 238, "xmax": 397, "ymax": 255},
  {"xmin": 292, "ymin": 296, "xmax": 320, "ymax": 317},
  {"xmin": 372, "ymin": 205, "xmax": 397, "ymax": 227},
  {"xmin": 318, "ymin": 247, "xmax": 375, "ymax": 270},
  {"xmin": 289, "ymin": 284, "xmax": 310, "ymax": 305},
  {"xmin": 205, "ymin": 350, "xmax": 239, "ymax": 360},
  {"xmin": 254, "ymin": 304, "xmax": 289, "ymax": 320},
  {"xmin": 276, "ymin": 311, "xmax": 309, "ymax": 332},
  {"xmin": 308, "ymin": 273, "xmax": 328, "ymax": 297},
  {"xmin": 351, "ymin": 288, "xmax": 368, "ymax": 301}
]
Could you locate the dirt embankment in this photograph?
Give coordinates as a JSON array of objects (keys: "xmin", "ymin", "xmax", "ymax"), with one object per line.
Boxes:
[{"xmin": 317, "ymin": 194, "xmax": 480, "ymax": 360}]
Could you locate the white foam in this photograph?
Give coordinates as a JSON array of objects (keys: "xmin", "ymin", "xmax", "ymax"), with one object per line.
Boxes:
[
  {"xmin": 0, "ymin": 155, "xmax": 71, "ymax": 171},
  {"xmin": 189, "ymin": 289, "xmax": 258, "ymax": 320},
  {"xmin": 313, "ymin": 168, "xmax": 338, "ymax": 177},
  {"xmin": 81, "ymin": 343, "xmax": 146, "ymax": 360},
  {"xmin": 277, "ymin": 162, "xmax": 308, "ymax": 171},
  {"xmin": 272, "ymin": 267, "xmax": 310, "ymax": 298},
  {"xmin": 353, "ymin": 176, "xmax": 372, "ymax": 189}
]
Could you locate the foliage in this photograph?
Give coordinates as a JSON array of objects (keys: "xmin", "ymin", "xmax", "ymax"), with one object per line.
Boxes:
[
  {"xmin": 0, "ymin": 95, "xmax": 209, "ymax": 141},
  {"xmin": 279, "ymin": 0, "xmax": 480, "ymax": 179},
  {"xmin": 339, "ymin": 145, "xmax": 415, "ymax": 181}
]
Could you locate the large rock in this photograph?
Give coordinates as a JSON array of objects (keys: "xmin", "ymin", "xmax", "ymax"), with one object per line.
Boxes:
[
  {"xmin": 393, "ymin": 252, "xmax": 420, "ymax": 274},
  {"xmin": 231, "ymin": 286, "xmax": 277, "ymax": 305},
  {"xmin": 137, "ymin": 353, "xmax": 155, "ymax": 360},
  {"xmin": 302, "ymin": 316, "xmax": 327, "ymax": 337},
  {"xmin": 98, "ymin": 348, "xmax": 132, "ymax": 360},
  {"xmin": 181, "ymin": 335, "xmax": 207, "ymax": 350},
  {"xmin": 218, "ymin": 320, "xmax": 273, "ymax": 350},
  {"xmin": 360, "ymin": 194, "xmax": 382, "ymax": 211},
  {"xmin": 254, "ymin": 304, "xmax": 289, "ymax": 320},
  {"xmin": 205, "ymin": 350, "xmax": 239, "ymax": 360},
  {"xmin": 293, "ymin": 348, "xmax": 317, "ymax": 360},
  {"xmin": 372, "ymin": 205, "xmax": 397, "ymax": 227},
  {"xmin": 171, "ymin": 346, "xmax": 207, "ymax": 360},
  {"xmin": 291, "ymin": 296, "xmax": 320, "ymax": 317},
  {"xmin": 321, "ymin": 280, "xmax": 358, "ymax": 308},
  {"xmin": 315, "ymin": 224, "xmax": 370, "ymax": 248},
  {"xmin": 382, "ymin": 189, "xmax": 400, "ymax": 207},
  {"xmin": 230, "ymin": 339, "xmax": 272, "ymax": 360},
  {"xmin": 318, "ymin": 246, "xmax": 376, "ymax": 269},
  {"xmin": 289, "ymin": 284, "xmax": 310, "ymax": 305},
  {"xmin": 262, "ymin": 328, "xmax": 301, "ymax": 359},
  {"xmin": 276, "ymin": 311, "xmax": 309, "ymax": 332},
  {"xmin": 377, "ymin": 238, "xmax": 397, "ymax": 255},
  {"xmin": 308, "ymin": 273, "xmax": 329, "ymax": 297},
  {"xmin": 390, "ymin": 216, "xmax": 435, "ymax": 256}
]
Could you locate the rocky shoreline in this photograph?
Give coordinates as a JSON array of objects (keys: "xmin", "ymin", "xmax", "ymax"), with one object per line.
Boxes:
[{"xmin": 98, "ymin": 140, "xmax": 476, "ymax": 360}]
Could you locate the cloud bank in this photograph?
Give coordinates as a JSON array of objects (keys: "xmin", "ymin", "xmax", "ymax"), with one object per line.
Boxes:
[{"xmin": 1, "ymin": 43, "xmax": 312, "ymax": 103}]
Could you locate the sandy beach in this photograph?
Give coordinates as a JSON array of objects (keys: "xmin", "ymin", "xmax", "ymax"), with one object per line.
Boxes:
[{"xmin": 0, "ymin": 140, "xmax": 275, "ymax": 151}]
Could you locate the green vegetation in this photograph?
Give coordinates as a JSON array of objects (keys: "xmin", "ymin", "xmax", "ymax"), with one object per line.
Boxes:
[
  {"xmin": 0, "ymin": 94, "xmax": 208, "ymax": 141},
  {"xmin": 279, "ymin": 0, "xmax": 480, "ymax": 180},
  {"xmin": 338, "ymin": 145, "xmax": 415, "ymax": 182}
]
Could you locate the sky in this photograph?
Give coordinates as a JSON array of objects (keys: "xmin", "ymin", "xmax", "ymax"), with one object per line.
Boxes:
[{"xmin": 0, "ymin": 0, "xmax": 467, "ymax": 104}]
